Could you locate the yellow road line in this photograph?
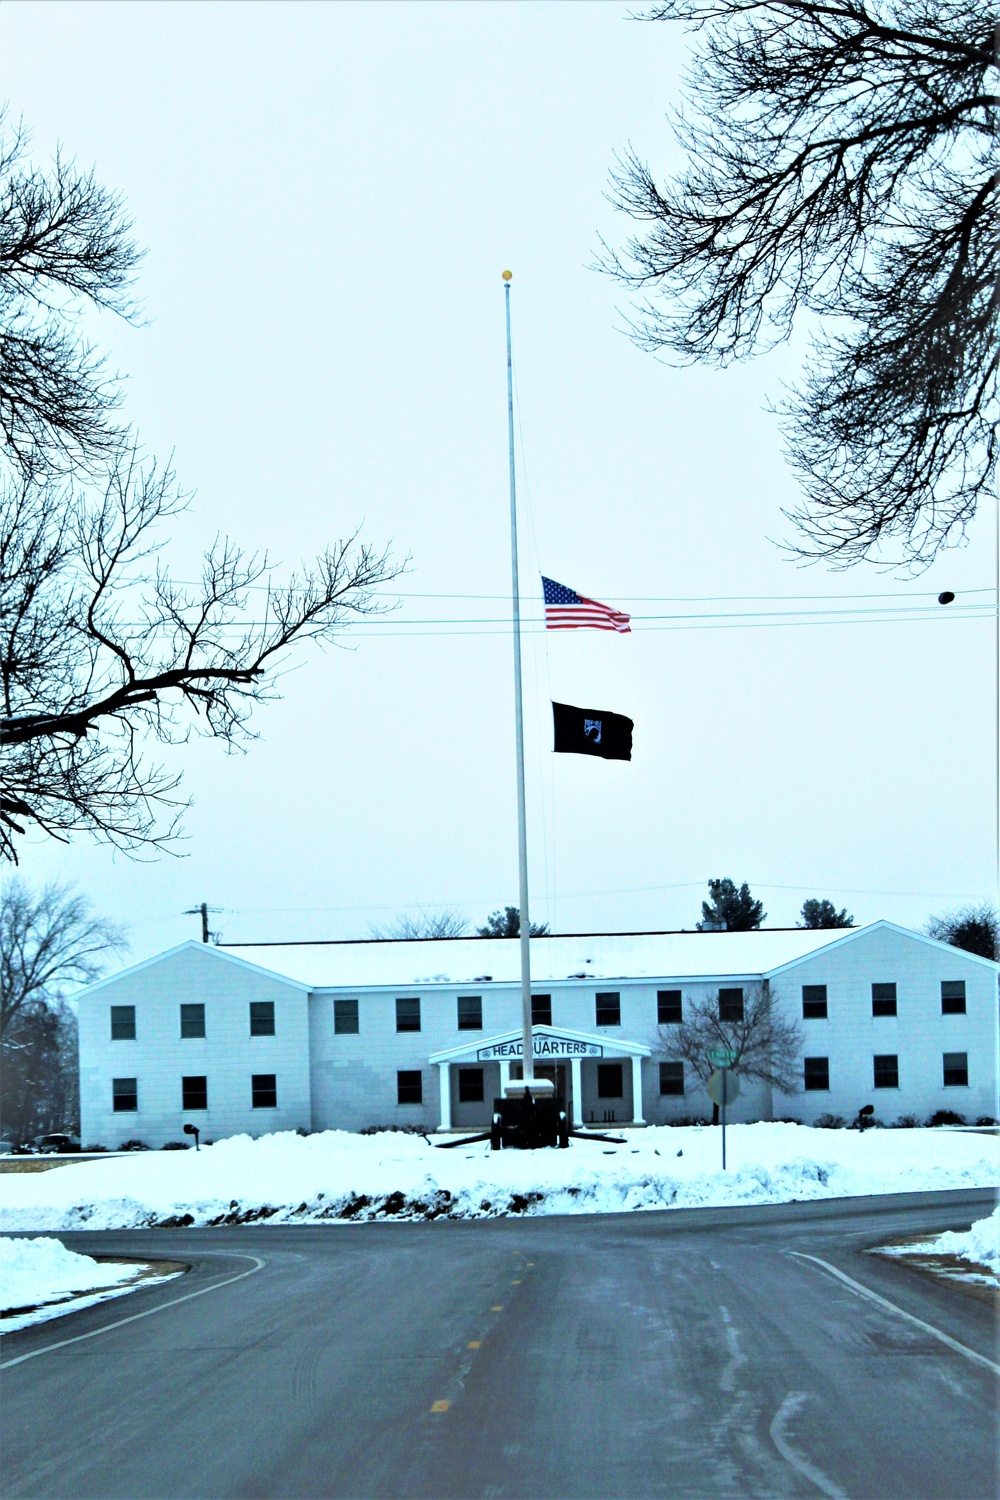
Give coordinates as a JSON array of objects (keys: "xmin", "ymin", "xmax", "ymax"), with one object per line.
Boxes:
[{"xmin": 431, "ymin": 1400, "xmax": 450, "ymax": 1413}]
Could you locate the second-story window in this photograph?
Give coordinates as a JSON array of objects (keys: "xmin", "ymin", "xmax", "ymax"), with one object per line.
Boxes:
[
  {"xmin": 657, "ymin": 990, "xmax": 682, "ymax": 1025},
  {"xmin": 941, "ymin": 981, "xmax": 966, "ymax": 1015},
  {"xmin": 719, "ymin": 988, "xmax": 744, "ymax": 1022},
  {"xmin": 250, "ymin": 1001, "xmax": 275, "ymax": 1036},
  {"xmin": 595, "ymin": 992, "xmax": 621, "ymax": 1027},
  {"xmin": 334, "ymin": 999, "xmax": 359, "ymax": 1034},
  {"xmin": 802, "ymin": 985, "xmax": 828, "ymax": 1020},
  {"xmin": 111, "ymin": 1005, "xmax": 136, "ymax": 1041},
  {"xmin": 396, "ymin": 997, "xmax": 421, "ymax": 1033},
  {"xmin": 457, "ymin": 996, "xmax": 482, "ymax": 1031},
  {"xmin": 532, "ymin": 994, "xmax": 552, "ymax": 1026},
  {"xmin": 872, "ymin": 983, "xmax": 897, "ymax": 1017},
  {"xmin": 180, "ymin": 1003, "xmax": 205, "ymax": 1039}
]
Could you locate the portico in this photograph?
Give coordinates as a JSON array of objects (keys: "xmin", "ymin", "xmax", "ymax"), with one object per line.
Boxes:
[{"xmin": 429, "ymin": 1025, "xmax": 651, "ymax": 1131}]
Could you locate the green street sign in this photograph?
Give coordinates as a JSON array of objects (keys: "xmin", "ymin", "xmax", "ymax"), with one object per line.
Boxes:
[{"xmin": 708, "ymin": 1048, "xmax": 737, "ymax": 1067}]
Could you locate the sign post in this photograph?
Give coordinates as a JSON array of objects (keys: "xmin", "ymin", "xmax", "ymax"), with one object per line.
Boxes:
[{"xmin": 706, "ymin": 1050, "xmax": 739, "ymax": 1171}]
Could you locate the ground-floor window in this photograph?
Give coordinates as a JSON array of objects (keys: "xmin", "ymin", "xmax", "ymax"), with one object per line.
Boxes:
[
  {"xmin": 659, "ymin": 1061, "xmax": 684, "ymax": 1095},
  {"xmin": 873, "ymin": 1054, "xmax": 898, "ymax": 1089},
  {"xmin": 112, "ymin": 1077, "xmax": 137, "ymax": 1112},
  {"xmin": 397, "ymin": 1069, "xmax": 423, "ymax": 1104},
  {"xmin": 803, "ymin": 1057, "xmax": 829, "ymax": 1091},
  {"xmin": 597, "ymin": 1062, "xmax": 623, "ymax": 1098},
  {"xmin": 458, "ymin": 1068, "xmax": 484, "ymax": 1103},
  {"xmin": 252, "ymin": 1073, "xmax": 277, "ymax": 1108},
  {"xmin": 943, "ymin": 1052, "xmax": 968, "ymax": 1087},
  {"xmin": 182, "ymin": 1075, "xmax": 208, "ymax": 1111}
]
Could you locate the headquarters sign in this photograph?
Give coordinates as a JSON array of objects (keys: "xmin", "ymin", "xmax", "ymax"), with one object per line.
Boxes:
[{"xmin": 477, "ymin": 1034, "xmax": 604, "ymax": 1062}]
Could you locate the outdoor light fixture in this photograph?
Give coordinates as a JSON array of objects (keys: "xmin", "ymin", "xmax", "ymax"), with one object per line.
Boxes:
[{"xmin": 183, "ymin": 1122, "xmax": 200, "ymax": 1151}]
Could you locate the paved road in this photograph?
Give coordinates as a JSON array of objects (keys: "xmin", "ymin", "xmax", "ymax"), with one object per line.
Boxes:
[{"xmin": 2, "ymin": 1190, "xmax": 997, "ymax": 1499}]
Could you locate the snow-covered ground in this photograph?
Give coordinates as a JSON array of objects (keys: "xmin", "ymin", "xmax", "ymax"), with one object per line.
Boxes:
[
  {"xmin": 879, "ymin": 1205, "xmax": 1000, "ymax": 1287},
  {"xmin": 0, "ymin": 1124, "xmax": 995, "ymax": 1232},
  {"xmin": 0, "ymin": 1236, "xmax": 181, "ymax": 1332}
]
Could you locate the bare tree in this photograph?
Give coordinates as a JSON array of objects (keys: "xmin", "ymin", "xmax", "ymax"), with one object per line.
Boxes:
[
  {"xmin": 369, "ymin": 908, "xmax": 469, "ymax": 940},
  {"xmin": 0, "ymin": 122, "xmax": 401, "ymax": 859},
  {"xmin": 658, "ymin": 982, "xmax": 802, "ymax": 1121},
  {"xmin": 605, "ymin": 1, "xmax": 998, "ymax": 567},
  {"xmin": 925, "ymin": 901, "xmax": 998, "ymax": 959},
  {"xmin": 0, "ymin": 879, "xmax": 125, "ymax": 1143},
  {"xmin": 0, "ymin": 452, "xmax": 399, "ymax": 859}
]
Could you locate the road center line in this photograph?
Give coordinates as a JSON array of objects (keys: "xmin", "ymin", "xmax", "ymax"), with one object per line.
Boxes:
[
  {"xmin": 0, "ymin": 1252, "xmax": 266, "ymax": 1371},
  {"xmin": 788, "ymin": 1252, "xmax": 1000, "ymax": 1375},
  {"xmin": 770, "ymin": 1392, "xmax": 849, "ymax": 1500}
]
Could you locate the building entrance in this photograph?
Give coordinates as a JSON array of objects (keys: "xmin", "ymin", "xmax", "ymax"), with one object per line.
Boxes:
[{"xmin": 510, "ymin": 1061, "xmax": 570, "ymax": 1109}]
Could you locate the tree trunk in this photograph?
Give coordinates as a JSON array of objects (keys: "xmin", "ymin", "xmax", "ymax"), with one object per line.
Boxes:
[{"xmin": 712, "ymin": 1101, "xmax": 720, "ymax": 1126}]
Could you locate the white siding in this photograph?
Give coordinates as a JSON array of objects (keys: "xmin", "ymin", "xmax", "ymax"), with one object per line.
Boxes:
[{"xmin": 79, "ymin": 944, "xmax": 311, "ymax": 1148}]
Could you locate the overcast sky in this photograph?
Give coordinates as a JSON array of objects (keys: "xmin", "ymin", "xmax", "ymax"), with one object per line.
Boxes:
[{"xmin": 5, "ymin": 1, "xmax": 995, "ymax": 962}]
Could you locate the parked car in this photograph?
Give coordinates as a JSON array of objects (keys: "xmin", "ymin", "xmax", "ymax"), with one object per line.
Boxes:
[{"xmin": 34, "ymin": 1134, "xmax": 81, "ymax": 1154}]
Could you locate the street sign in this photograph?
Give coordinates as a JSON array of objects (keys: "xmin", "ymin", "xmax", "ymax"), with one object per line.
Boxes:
[
  {"xmin": 706, "ymin": 1069, "xmax": 741, "ymax": 1107},
  {"xmin": 707, "ymin": 1047, "xmax": 738, "ymax": 1068}
]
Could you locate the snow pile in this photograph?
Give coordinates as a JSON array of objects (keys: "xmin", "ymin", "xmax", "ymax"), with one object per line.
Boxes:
[
  {"xmin": 1, "ymin": 1235, "xmax": 134, "ymax": 1313},
  {"xmin": 908, "ymin": 1205, "xmax": 1000, "ymax": 1277},
  {"xmin": 0, "ymin": 1123, "xmax": 995, "ymax": 1231}
]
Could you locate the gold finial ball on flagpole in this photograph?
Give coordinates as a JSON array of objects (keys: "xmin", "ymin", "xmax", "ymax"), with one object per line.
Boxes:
[{"xmin": 502, "ymin": 269, "xmax": 512, "ymax": 281}]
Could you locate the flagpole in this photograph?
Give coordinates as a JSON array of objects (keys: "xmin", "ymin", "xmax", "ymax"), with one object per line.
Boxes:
[{"xmin": 502, "ymin": 269, "xmax": 537, "ymax": 1094}]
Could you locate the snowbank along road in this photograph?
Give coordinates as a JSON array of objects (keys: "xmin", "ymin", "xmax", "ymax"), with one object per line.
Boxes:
[{"xmin": 1, "ymin": 1189, "xmax": 997, "ymax": 1499}]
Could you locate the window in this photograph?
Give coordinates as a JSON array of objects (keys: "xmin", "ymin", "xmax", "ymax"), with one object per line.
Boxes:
[
  {"xmin": 334, "ymin": 999, "xmax": 359, "ymax": 1035},
  {"xmin": 659, "ymin": 1061, "xmax": 684, "ymax": 1096},
  {"xmin": 804, "ymin": 1057, "xmax": 830, "ymax": 1091},
  {"xmin": 943, "ymin": 1052, "xmax": 969, "ymax": 1087},
  {"xmin": 873, "ymin": 1054, "xmax": 899, "ymax": 1089},
  {"xmin": 597, "ymin": 1063, "xmax": 624, "ymax": 1098},
  {"xmin": 182, "ymin": 1075, "xmax": 208, "ymax": 1111},
  {"xmin": 251, "ymin": 1073, "xmax": 277, "ymax": 1108},
  {"xmin": 112, "ymin": 1077, "xmax": 137, "ymax": 1112},
  {"xmin": 872, "ymin": 983, "xmax": 897, "ymax": 1017},
  {"xmin": 595, "ymin": 992, "xmax": 621, "ymax": 1027},
  {"xmin": 396, "ymin": 997, "xmax": 421, "ymax": 1033},
  {"xmin": 802, "ymin": 985, "xmax": 828, "ymax": 1020},
  {"xmin": 458, "ymin": 1068, "xmax": 485, "ymax": 1103},
  {"xmin": 658, "ymin": 990, "xmax": 682, "ymax": 1025},
  {"xmin": 250, "ymin": 1001, "xmax": 275, "ymax": 1036},
  {"xmin": 457, "ymin": 996, "xmax": 482, "ymax": 1031},
  {"xmin": 110, "ymin": 1005, "xmax": 136, "ymax": 1041},
  {"xmin": 719, "ymin": 988, "xmax": 744, "ymax": 1022},
  {"xmin": 397, "ymin": 1070, "xmax": 423, "ymax": 1105},
  {"xmin": 941, "ymin": 981, "xmax": 966, "ymax": 1015},
  {"xmin": 532, "ymin": 994, "xmax": 552, "ymax": 1026},
  {"xmin": 180, "ymin": 1003, "xmax": 205, "ymax": 1039}
]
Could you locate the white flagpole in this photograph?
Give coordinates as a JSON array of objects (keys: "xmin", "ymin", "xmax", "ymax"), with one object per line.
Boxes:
[{"xmin": 502, "ymin": 269, "xmax": 540, "ymax": 1095}]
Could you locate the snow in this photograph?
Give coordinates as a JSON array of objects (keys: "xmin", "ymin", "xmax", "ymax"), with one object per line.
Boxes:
[
  {"xmin": 884, "ymin": 1205, "xmax": 1000, "ymax": 1284},
  {"xmin": 0, "ymin": 1235, "xmax": 180, "ymax": 1332},
  {"xmin": 0, "ymin": 1124, "xmax": 995, "ymax": 1232}
]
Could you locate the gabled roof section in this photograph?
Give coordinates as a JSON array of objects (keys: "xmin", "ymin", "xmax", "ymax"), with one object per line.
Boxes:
[
  {"xmin": 764, "ymin": 919, "xmax": 1000, "ymax": 978},
  {"xmin": 75, "ymin": 939, "xmax": 312, "ymax": 999}
]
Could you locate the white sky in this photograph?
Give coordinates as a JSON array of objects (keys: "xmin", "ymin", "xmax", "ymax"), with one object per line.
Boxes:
[{"xmin": 5, "ymin": 1, "xmax": 996, "ymax": 961}]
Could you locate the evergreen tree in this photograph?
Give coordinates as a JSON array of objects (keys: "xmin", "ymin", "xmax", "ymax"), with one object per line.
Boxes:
[{"xmin": 696, "ymin": 879, "xmax": 765, "ymax": 931}]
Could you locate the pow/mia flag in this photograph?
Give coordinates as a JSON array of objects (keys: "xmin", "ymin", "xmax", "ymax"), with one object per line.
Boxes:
[{"xmin": 552, "ymin": 701, "xmax": 633, "ymax": 761}]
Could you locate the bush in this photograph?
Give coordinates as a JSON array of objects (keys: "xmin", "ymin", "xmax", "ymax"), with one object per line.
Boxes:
[
  {"xmin": 662, "ymin": 1114, "xmax": 712, "ymax": 1127},
  {"xmin": 926, "ymin": 1110, "xmax": 965, "ymax": 1127},
  {"xmin": 976, "ymin": 1116, "xmax": 997, "ymax": 1127},
  {"xmin": 358, "ymin": 1124, "xmax": 426, "ymax": 1135},
  {"xmin": 82, "ymin": 1144, "xmax": 108, "ymax": 1153},
  {"xmin": 161, "ymin": 1141, "xmax": 189, "ymax": 1150},
  {"xmin": 814, "ymin": 1113, "xmax": 846, "ymax": 1129},
  {"xmin": 119, "ymin": 1139, "xmax": 150, "ymax": 1151},
  {"xmin": 892, "ymin": 1114, "xmax": 921, "ymax": 1128}
]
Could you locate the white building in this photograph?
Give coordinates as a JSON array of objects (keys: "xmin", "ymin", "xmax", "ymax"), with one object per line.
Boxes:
[{"xmin": 76, "ymin": 922, "xmax": 998, "ymax": 1147}]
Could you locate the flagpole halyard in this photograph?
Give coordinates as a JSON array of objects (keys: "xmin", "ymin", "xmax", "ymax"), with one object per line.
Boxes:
[{"xmin": 503, "ymin": 270, "xmax": 540, "ymax": 1094}]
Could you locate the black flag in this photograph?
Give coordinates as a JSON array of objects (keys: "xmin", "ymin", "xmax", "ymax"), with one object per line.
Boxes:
[{"xmin": 552, "ymin": 701, "xmax": 633, "ymax": 761}]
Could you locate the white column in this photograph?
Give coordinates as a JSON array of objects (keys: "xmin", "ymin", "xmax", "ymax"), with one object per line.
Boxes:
[
  {"xmin": 438, "ymin": 1064, "xmax": 452, "ymax": 1132},
  {"xmin": 499, "ymin": 1060, "xmax": 510, "ymax": 1098},
  {"xmin": 630, "ymin": 1055, "xmax": 646, "ymax": 1125},
  {"xmin": 570, "ymin": 1056, "xmax": 583, "ymax": 1128}
]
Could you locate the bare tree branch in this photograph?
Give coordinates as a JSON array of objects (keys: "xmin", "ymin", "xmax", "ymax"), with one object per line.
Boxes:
[{"xmin": 658, "ymin": 982, "xmax": 803, "ymax": 1095}]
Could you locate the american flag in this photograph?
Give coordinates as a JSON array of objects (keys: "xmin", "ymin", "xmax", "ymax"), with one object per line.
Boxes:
[{"xmin": 541, "ymin": 576, "xmax": 631, "ymax": 633}]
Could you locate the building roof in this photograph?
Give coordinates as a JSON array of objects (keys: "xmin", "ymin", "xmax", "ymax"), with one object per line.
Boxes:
[{"xmin": 221, "ymin": 926, "xmax": 867, "ymax": 989}]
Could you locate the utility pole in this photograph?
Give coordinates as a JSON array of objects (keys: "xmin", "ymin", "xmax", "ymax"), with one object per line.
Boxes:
[{"xmin": 184, "ymin": 903, "xmax": 221, "ymax": 943}]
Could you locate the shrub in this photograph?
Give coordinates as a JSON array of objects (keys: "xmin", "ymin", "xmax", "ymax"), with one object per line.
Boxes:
[
  {"xmin": 119, "ymin": 1139, "xmax": 150, "ymax": 1151},
  {"xmin": 975, "ymin": 1116, "xmax": 997, "ymax": 1127},
  {"xmin": 82, "ymin": 1144, "xmax": 109, "ymax": 1153},
  {"xmin": 892, "ymin": 1114, "xmax": 921, "ymax": 1128},
  {"xmin": 663, "ymin": 1114, "xmax": 712, "ymax": 1127},
  {"xmin": 358, "ymin": 1124, "xmax": 426, "ymax": 1135},
  {"xmin": 161, "ymin": 1141, "xmax": 189, "ymax": 1150},
  {"xmin": 814, "ymin": 1113, "xmax": 846, "ymax": 1129},
  {"xmin": 926, "ymin": 1110, "xmax": 965, "ymax": 1127}
]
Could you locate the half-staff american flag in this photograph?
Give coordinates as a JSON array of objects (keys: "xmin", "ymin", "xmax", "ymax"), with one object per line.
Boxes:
[{"xmin": 541, "ymin": 576, "xmax": 631, "ymax": 633}]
